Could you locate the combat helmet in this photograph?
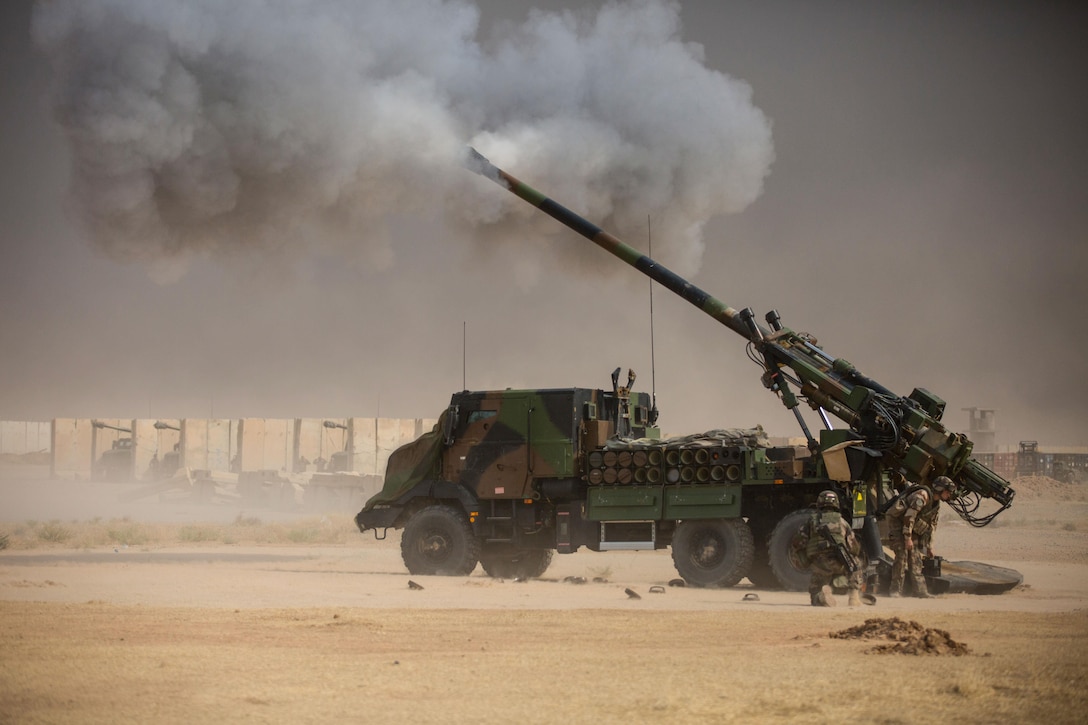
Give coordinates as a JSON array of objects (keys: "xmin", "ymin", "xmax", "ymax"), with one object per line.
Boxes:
[
  {"xmin": 817, "ymin": 490, "xmax": 839, "ymax": 509},
  {"xmin": 932, "ymin": 475, "xmax": 956, "ymax": 495}
]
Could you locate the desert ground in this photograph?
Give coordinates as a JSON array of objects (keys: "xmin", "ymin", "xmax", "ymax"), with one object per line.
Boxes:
[{"xmin": 2, "ymin": 463, "xmax": 1087, "ymax": 724}]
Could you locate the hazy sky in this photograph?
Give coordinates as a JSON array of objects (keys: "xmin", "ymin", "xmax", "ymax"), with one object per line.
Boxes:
[{"xmin": 1, "ymin": 0, "xmax": 1085, "ymax": 449}]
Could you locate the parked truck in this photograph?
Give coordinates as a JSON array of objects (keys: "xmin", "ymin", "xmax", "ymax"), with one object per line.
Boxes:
[{"xmin": 355, "ymin": 150, "xmax": 1017, "ymax": 591}]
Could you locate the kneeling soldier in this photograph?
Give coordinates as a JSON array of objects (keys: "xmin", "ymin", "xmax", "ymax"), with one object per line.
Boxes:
[{"xmin": 797, "ymin": 490, "xmax": 864, "ymax": 607}]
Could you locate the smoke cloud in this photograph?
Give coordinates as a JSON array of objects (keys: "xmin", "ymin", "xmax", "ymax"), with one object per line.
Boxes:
[{"xmin": 32, "ymin": 0, "xmax": 773, "ymax": 280}]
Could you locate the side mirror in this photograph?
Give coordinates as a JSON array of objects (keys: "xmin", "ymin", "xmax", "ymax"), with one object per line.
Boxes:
[{"xmin": 442, "ymin": 405, "xmax": 460, "ymax": 445}]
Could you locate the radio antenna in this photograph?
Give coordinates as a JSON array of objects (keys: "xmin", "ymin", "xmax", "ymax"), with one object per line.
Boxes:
[{"xmin": 647, "ymin": 215, "xmax": 658, "ymax": 425}]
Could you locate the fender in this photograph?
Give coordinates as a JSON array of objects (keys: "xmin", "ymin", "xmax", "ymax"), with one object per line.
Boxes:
[{"xmin": 355, "ymin": 479, "xmax": 480, "ymax": 533}]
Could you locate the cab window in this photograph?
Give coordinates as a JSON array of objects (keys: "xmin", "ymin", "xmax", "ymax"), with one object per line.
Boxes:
[{"xmin": 467, "ymin": 410, "xmax": 497, "ymax": 425}]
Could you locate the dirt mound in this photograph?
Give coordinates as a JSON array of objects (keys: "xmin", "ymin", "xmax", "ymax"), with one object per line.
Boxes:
[
  {"xmin": 830, "ymin": 617, "xmax": 970, "ymax": 656},
  {"xmin": 1009, "ymin": 475, "xmax": 1088, "ymax": 501}
]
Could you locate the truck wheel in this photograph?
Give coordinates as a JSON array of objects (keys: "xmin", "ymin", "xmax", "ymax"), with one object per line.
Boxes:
[
  {"xmin": 767, "ymin": 509, "xmax": 814, "ymax": 591},
  {"xmin": 400, "ymin": 505, "xmax": 481, "ymax": 576},
  {"xmin": 671, "ymin": 519, "xmax": 754, "ymax": 588},
  {"xmin": 746, "ymin": 541, "xmax": 782, "ymax": 589},
  {"xmin": 479, "ymin": 544, "xmax": 554, "ymax": 579}
]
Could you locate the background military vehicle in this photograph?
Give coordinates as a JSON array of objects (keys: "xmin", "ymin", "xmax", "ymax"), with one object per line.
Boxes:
[
  {"xmin": 355, "ymin": 150, "xmax": 1017, "ymax": 591},
  {"xmin": 94, "ymin": 437, "xmax": 133, "ymax": 481},
  {"xmin": 92, "ymin": 420, "xmax": 133, "ymax": 480}
]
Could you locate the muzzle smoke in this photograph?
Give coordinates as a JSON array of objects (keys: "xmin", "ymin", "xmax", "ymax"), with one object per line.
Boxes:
[{"xmin": 32, "ymin": 0, "xmax": 773, "ymax": 280}]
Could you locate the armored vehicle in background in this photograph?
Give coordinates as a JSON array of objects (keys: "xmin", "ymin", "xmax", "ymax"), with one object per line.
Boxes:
[
  {"xmin": 94, "ymin": 437, "xmax": 134, "ymax": 481},
  {"xmin": 356, "ymin": 149, "xmax": 1017, "ymax": 590}
]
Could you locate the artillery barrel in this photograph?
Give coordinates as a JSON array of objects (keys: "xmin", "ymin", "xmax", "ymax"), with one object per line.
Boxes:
[{"xmin": 465, "ymin": 148, "xmax": 755, "ymax": 341}]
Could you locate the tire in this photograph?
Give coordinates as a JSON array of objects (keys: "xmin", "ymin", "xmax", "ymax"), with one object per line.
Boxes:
[
  {"xmin": 400, "ymin": 504, "xmax": 481, "ymax": 576},
  {"xmin": 479, "ymin": 544, "xmax": 554, "ymax": 579},
  {"xmin": 746, "ymin": 540, "xmax": 782, "ymax": 589},
  {"xmin": 767, "ymin": 509, "xmax": 815, "ymax": 591},
  {"xmin": 671, "ymin": 518, "xmax": 754, "ymax": 588}
]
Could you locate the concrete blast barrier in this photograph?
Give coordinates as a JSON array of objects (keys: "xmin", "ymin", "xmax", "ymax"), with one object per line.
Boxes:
[
  {"xmin": 379, "ymin": 418, "xmax": 420, "ymax": 472},
  {"xmin": 294, "ymin": 418, "xmax": 349, "ymax": 472},
  {"xmin": 51, "ymin": 418, "xmax": 182, "ymax": 480},
  {"xmin": 236, "ymin": 418, "xmax": 294, "ymax": 473},
  {"xmin": 133, "ymin": 419, "xmax": 180, "ymax": 479},
  {"xmin": 182, "ymin": 419, "xmax": 235, "ymax": 472},
  {"xmin": 44, "ymin": 416, "xmax": 441, "ymax": 481},
  {"xmin": 52, "ymin": 418, "xmax": 95, "ymax": 479},
  {"xmin": 0, "ymin": 421, "xmax": 51, "ymax": 455},
  {"xmin": 347, "ymin": 418, "xmax": 438, "ymax": 476},
  {"xmin": 349, "ymin": 418, "xmax": 378, "ymax": 475}
]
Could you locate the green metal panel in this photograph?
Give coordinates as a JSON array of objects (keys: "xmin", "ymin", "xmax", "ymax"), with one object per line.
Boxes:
[
  {"xmin": 587, "ymin": 486, "xmax": 663, "ymax": 521},
  {"xmin": 663, "ymin": 485, "xmax": 741, "ymax": 520},
  {"xmin": 820, "ymin": 428, "xmax": 859, "ymax": 448},
  {"xmin": 850, "ymin": 485, "xmax": 868, "ymax": 518}
]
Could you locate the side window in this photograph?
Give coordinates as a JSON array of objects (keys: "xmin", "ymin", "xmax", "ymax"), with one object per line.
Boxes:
[{"xmin": 466, "ymin": 410, "xmax": 497, "ymax": 426}]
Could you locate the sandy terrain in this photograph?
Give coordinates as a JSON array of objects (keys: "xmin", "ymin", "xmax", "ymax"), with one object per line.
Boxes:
[{"xmin": 2, "ymin": 469, "xmax": 1087, "ymax": 723}]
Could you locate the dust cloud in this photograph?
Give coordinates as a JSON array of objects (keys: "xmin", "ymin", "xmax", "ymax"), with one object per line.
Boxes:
[{"xmin": 31, "ymin": 0, "xmax": 772, "ymax": 281}]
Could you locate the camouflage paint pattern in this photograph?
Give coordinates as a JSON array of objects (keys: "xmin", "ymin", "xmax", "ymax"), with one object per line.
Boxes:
[
  {"xmin": 361, "ymin": 385, "xmax": 658, "ymax": 508},
  {"xmin": 797, "ymin": 509, "xmax": 864, "ymax": 596},
  {"xmin": 444, "ymin": 388, "xmax": 589, "ymax": 499}
]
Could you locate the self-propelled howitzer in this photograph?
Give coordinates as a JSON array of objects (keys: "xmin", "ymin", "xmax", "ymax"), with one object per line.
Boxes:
[{"xmin": 464, "ymin": 147, "xmax": 1014, "ymax": 527}]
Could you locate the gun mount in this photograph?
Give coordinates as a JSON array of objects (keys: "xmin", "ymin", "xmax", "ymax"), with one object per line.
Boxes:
[{"xmin": 465, "ymin": 147, "xmax": 1013, "ymax": 527}]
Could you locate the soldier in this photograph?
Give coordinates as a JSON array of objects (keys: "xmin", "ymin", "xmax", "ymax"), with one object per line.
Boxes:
[
  {"xmin": 885, "ymin": 475, "xmax": 956, "ymax": 598},
  {"xmin": 796, "ymin": 489, "xmax": 864, "ymax": 607}
]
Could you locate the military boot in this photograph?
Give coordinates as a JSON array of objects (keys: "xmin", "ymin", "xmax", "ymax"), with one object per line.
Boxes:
[
  {"xmin": 817, "ymin": 585, "xmax": 837, "ymax": 607},
  {"xmin": 848, "ymin": 590, "xmax": 862, "ymax": 607},
  {"xmin": 913, "ymin": 577, "xmax": 933, "ymax": 599}
]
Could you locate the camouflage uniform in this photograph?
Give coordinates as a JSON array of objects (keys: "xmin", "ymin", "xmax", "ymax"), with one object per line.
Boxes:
[
  {"xmin": 797, "ymin": 508, "xmax": 864, "ymax": 606},
  {"xmin": 885, "ymin": 484, "xmax": 940, "ymax": 597}
]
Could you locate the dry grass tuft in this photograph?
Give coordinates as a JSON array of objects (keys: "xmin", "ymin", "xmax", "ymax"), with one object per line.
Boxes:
[{"xmin": 36, "ymin": 521, "xmax": 73, "ymax": 544}]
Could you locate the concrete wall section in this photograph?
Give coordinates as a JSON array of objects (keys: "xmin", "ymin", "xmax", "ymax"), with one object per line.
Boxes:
[
  {"xmin": 295, "ymin": 419, "xmax": 322, "ymax": 472},
  {"xmin": 132, "ymin": 420, "xmax": 181, "ymax": 479},
  {"xmin": 0, "ymin": 421, "xmax": 51, "ymax": 455},
  {"xmin": 237, "ymin": 418, "xmax": 294, "ymax": 473},
  {"xmin": 42, "ymin": 416, "xmax": 441, "ymax": 479},
  {"xmin": 378, "ymin": 418, "xmax": 417, "ymax": 473},
  {"xmin": 181, "ymin": 419, "xmax": 234, "ymax": 472},
  {"xmin": 294, "ymin": 418, "xmax": 349, "ymax": 472},
  {"xmin": 346, "ymin": 417, "xmax": 437, "ymax": 477},
  {"xmin": 51, "ymin": 419, "xmax": 95, "ymax": 479},
  {"xmin": 349, "ymin": 418, "xmax": 379, "ymax": 475}
]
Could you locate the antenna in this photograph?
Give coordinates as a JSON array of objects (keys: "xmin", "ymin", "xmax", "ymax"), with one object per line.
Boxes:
[
  {"xmin": 463, "ymin": 321, "xmax": 467, "ymax": 391},
  {"xmin": 647, "ymin": 215, "xmax": 658, "ymax": 425}
]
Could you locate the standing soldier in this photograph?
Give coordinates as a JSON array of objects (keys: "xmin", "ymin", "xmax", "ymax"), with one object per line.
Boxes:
[
  {"xmin": 796, "ymin": 489, "xmax": 864, "ymax": 607},
  {"xmin": 885, "ymin": 475, "xmax": 956, "ymax": 598}
]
